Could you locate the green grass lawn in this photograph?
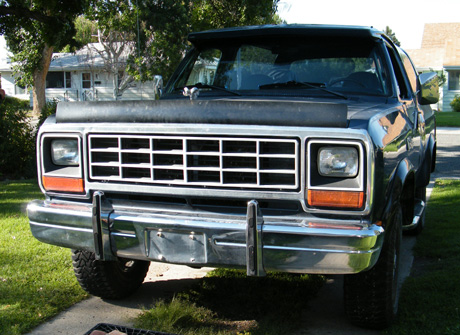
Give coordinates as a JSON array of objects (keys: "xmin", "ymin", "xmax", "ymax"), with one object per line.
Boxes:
[
  {"xmin": 386, "ymin": 180, "xmax": 460, "ymax": 335},
  {"xmin": 135, "ymin": 270, "xmax": 325, "ymax": 335},
  {"xmin": 435, "ymin": 112, "xmax": 460, "ymax": 127},
  {"xmin": 135, "ymin": 180, "xmax": 460, "ymax": 335},
  {"xmin": 0, "ymin": 180, "xmax": 87, "ymax": 335},
  {"xmin": 2, "ymin": 179, "xmax": 459, "ymax": 334}
]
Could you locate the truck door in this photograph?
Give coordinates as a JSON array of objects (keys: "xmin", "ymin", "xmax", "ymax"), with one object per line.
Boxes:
[{"xmin": 385, "ymin": 43, "xmax": 423, "ymax": 172}]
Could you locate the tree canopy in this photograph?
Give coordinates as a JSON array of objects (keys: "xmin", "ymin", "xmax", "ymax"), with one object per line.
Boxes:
[
  {"xmin": 1, "ymin": 0, "xmax": 281, "ymax": 108},
  {"xmin": 0, "ymin": 0, "xmax": 87, "ymax": 113},
  {"xmin": 384, "ymin": 26, "xmax": 401, "ymax": 47},
  {"xmin": 191, "ymin": 0, "xmax": 281, "ymax": 32}
]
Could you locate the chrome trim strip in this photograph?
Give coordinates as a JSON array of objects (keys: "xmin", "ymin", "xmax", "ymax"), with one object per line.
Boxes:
[
  {"xmin": 88, "ymin": 134, "xmax": 299, "ymax": 191},
  {"xmin": 111, "ymin": 232, "xmax": 137, "ymax": 238},
  {"xmin": 30, "ymin": 221, "xmax": 93, "ymax": 233},
  {"xmin": 264, "ymin": 245, "xmax": 378, "ymax": 254},
  {"xmin": 212, "ymin": 241, "xmax": 378, "ymax": 254},
  {"xmin": 307, "ymin": 139, "xmax": 365, "ymax": 192}
]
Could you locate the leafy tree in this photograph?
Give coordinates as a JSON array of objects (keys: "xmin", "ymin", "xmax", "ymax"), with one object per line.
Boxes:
[
  {"xmin": 67, "ymin": 16, "xmax": 98, "ymax": 50},
  {"xmin": 190, "ymin": 0, "xmax": 281, "ymax": 32},
  {"xmin": 81, "ymin": 0, "xmax": 281, "ymax": 98},
  {"xmin": 81, "ymin": 0, "xmax": 189, "ymax": 98},
  {"xmin": 384, "ymin": 26, "xmax": 401, "ymax": 47},
  {"xmin": 0, "ymin": 0, "xmax": 88, "ymax": 114}
]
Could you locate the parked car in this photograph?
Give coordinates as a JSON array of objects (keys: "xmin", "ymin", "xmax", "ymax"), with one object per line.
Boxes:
[{"xmin": 28, "ymin": 24, "xmax": 438, "ymax": 329}]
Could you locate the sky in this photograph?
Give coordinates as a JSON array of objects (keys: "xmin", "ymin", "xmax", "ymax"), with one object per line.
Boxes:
[
  {"xmin": 1, "ymin": 0, "xmax": 459, "ymax": 61},
  {"xmin": 277, "ymin": 0, "xmax": 460, "ymax": 50}
]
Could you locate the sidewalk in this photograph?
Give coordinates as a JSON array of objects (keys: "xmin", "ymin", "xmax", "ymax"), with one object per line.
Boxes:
[{"xmin": 26, "ymin": 264, "xmax": 213, "ymax": 335}]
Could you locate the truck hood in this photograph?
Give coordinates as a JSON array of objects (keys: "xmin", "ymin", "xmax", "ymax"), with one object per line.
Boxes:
[{"xmin": 55, "ymin": 99, "xmax": 348, "ymax": 128}]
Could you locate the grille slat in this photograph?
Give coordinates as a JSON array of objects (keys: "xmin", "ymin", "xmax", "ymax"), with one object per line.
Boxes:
[{"xmin": 89, "ymin": 135, "xmax": 299, "ymax": 191}]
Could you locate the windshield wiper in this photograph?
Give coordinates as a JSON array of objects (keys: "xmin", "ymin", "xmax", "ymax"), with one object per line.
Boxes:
[
  {"xmin": 185, "ymin": 83, "xmax": 242, "ymax": 96},
  {"xmin": 259, "ymin": 81, "xmax": 348, "ymax": 100}
]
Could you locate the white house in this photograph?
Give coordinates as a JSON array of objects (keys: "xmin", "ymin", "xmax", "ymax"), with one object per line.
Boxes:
[
  {"xmin": 0, "ymin": 39, "xmax": 158, "ymax": 104},
  {"xmin": 406, "ymin": 23, "xmax": 460, "ymax": 112}
]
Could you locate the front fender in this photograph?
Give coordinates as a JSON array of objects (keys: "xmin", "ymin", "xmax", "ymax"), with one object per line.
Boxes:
[{"xmin": 383, "ymin": 158, "xmax": 415, "ymax": 227}]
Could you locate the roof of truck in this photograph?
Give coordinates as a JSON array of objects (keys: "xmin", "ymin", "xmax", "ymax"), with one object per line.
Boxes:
[{"xmin": 188, "ymin": 24, "xmax": 385, "ymax": 46}]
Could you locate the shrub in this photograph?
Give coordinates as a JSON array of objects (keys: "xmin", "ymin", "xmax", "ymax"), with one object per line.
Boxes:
[
  {"xmin": 38, "ymin": 100, "xmax": 57, "ymax": 128},
  {"xmin": 0, "ymin": 97, "xmax": 36, "ymax": 179},
  {"xmin": 450, "ymin": 95, "xmax": 460, "ymax": 112}
]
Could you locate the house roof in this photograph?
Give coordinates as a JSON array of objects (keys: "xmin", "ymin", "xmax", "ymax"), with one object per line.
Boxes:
[
  {"xmin": 421, "ymin": 23, "xmax": 460, "ymax": 49},
  {"xmin": 0, "ymin": 42, "xmax": 129, "ymax": 72},
  {"xmin": 50, "ymin": 46, "xmax": 105, "ymax": 71},
  {"xmin": 406, "ymin": 23, "xmax": 460, "ymax": 69}
]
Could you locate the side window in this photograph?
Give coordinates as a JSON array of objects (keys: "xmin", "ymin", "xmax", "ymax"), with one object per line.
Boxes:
[
  {"xmin": 385, "ymin": 44, "xmax": 411, "ymax": 99},
  {"xmin": 186, "ymin": 49, "xmax": 222, "ymax": 86},
  {"xmin": 399, "ymin": 50, "xmax": 418, "ymax": 95}
]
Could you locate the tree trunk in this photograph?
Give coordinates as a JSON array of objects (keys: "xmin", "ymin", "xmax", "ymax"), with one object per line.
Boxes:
[
  {"xmin": 32, "ymin": 44, "xmax": 54, "ymax": 115},
  {"xmin": 113, "ymin": 71, "xmax": 119, "ymax": 100}
]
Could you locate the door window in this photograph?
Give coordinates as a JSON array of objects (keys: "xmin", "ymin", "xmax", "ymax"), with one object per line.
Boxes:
[{"xmin": 82, "ymin": 73, "xmax": 92, "ymax": 89}]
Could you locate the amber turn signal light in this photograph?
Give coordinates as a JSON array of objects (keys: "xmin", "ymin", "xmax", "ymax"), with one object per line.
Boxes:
[
  {"xmin": 308, "ymin": 190, "xmax": 364, "ymax": 209},
  {"xmin": 42, "ymin": 176, "xmax": 85, "ymax": 193}
]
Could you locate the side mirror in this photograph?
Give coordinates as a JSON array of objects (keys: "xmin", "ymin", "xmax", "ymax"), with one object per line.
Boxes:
[
  {"xmin": 418, "ymin": 72, "xmax": 439, "ymax": 105},
  {"xmin": 154, "ymin": 75, "xmax": 163, "ymax": 99}
]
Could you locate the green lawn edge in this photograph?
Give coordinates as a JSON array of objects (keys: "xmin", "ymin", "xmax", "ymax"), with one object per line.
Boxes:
[
  {"xmin": 2, "ymin": 179, "xmax": 459, "ymax": 334},
  {"xmin": 0, "ymin": 180, "xmax": 88, "ymax": 335},
  {"xmin": 386, "ymin": 179, "xmax": 460, "ymax": 335},
  {"xmin": 435, "ymin": 112, "xmax": 460, "ymax": 127}
]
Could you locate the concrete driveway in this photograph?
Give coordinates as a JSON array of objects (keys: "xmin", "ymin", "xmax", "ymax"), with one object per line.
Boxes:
[
  {"xmin": 432, "ymin": 127, "xmax": 460, "ymax": 179},
  {"xmin": 27, "ymin": 128, "xmax": 459, "ymax": 335}
]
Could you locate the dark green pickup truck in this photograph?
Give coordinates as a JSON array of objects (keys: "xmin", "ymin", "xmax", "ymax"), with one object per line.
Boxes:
[{"xmin": 28, "ymin": 24, "xmax": 439, "ymax": 329}]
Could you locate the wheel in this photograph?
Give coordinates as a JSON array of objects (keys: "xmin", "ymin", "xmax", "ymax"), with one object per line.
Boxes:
[
  {"xmin": 72, "ymin": 250, "xmax": 150, "ymax": 299},
  {"xmin": 343, "ymin": 205, "xmax": 402, "ymax": 329}
]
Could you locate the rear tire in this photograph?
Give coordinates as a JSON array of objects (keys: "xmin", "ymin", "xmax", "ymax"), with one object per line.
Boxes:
[
  {"xmin": 343, "ymin": 205, "xmax": 402, "ymax": 329},
  {"xmin": 72, "ymin": 250, "xmax": 150, "ymax": 299}
]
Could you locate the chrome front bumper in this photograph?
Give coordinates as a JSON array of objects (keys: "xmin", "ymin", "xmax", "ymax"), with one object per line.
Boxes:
[{"xmin": 28, "ymin": 193, "xmax": 384, "ymax": 275}]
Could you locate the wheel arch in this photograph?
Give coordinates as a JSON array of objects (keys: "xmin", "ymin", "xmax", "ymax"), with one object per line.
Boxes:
[
  {"xmin": 428, "ymin": 134, "xmax": 437, "ymax": 173},
  {"xmin": 384, "ymin": 158, "xmax": 415, "ymax": 229}
]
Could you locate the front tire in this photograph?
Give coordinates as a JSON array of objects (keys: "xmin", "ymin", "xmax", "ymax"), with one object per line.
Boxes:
[
  {"xmin": 72, "ymin": 250, "xmax": 150, "ymax": 299},
  {"xmin": 343, "ymin": 205, "xmax": 402, "ymax": 329}
]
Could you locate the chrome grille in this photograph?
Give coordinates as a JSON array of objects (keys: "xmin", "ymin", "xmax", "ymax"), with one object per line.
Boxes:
[{"xmin": 88, "ymin": 135, "xmax": 299, "ymax": 190}]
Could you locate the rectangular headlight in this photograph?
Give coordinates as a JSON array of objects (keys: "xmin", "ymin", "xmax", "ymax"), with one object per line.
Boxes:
[
  {"xmin": 51, "ymin": 139, "xmax": 79, "ymax": 166},
  {"xmin": 318, "ymin": 146, "xmax": 358, "ymax": 177}
]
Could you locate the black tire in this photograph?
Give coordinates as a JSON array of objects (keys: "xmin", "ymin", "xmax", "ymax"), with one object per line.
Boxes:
[
  {"xmin": 343, "ymin": 205, "xmax": 402, "ymax": 329},
  {"xmin": 71, "ymin": 250, "xmax": 150, "ymax": 299}
]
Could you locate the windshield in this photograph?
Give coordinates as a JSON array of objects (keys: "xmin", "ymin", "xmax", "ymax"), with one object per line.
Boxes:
[{"xmin": 168, "ymin": 38, "xmax": 391, "ymax": 98}]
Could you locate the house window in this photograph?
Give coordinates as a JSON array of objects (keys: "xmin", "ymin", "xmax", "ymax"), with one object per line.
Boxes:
[
  {"xmin": 82, "ymin": 73, "xmax": 92, "ymax": 89},
  {"xmin": 15, "ymin": 85, "xmax": 27, "ymax": 95},
  {"xmin": 448, "ymin": 70, "xmax": 460, "ymax": 90},
  {"xmin": 46, "ymin": 72, "xmax": 71, "ymax": 89}
]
